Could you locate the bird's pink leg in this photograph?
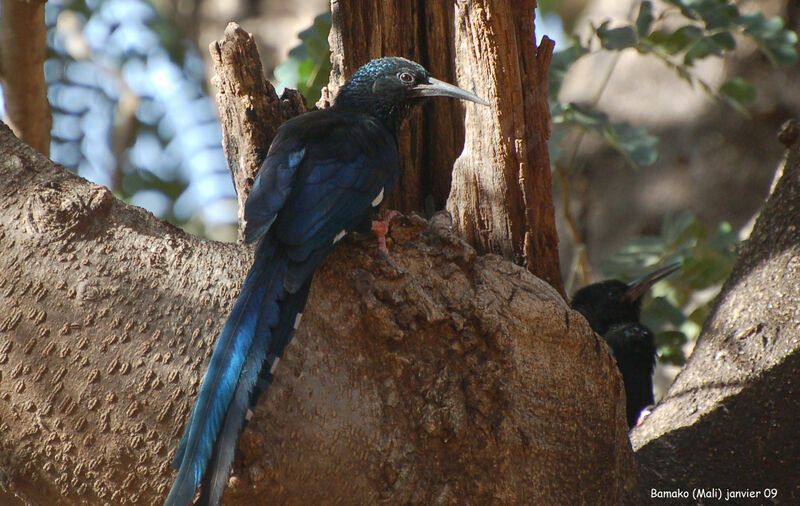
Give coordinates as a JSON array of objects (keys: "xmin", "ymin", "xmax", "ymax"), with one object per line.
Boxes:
[{"xmin": 371, "ymin": 210, "xmax": 400, "ymax": 255}]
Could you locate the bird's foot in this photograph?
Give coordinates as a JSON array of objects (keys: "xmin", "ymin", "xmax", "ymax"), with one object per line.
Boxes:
[{"xmin": 371, "ymin": 210, "xmax": 401, "ymax": 255}]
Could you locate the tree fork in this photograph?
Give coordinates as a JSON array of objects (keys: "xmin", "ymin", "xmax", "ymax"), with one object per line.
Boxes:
[{"xmin": 324, "ymin": 0, "xmax": 564, "ymax": 296}]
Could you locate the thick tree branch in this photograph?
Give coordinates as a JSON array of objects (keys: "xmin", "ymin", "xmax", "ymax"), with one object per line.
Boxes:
[
  {"xmin": 0, "ymin": 0, "xmax": 51, "ymax": 155},
  {"xmin": 0, "ymin": 119, "xmax": 635, "ymax": 503},
  {"xmin": 632, "ymin": 120, "xmax": 800, "ymax": 501}
]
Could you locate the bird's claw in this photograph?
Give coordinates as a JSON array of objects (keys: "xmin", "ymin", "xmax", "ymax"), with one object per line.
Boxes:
[{"xmin": 371, "ymin": 210, "xmax": 401, "ymax": 255}]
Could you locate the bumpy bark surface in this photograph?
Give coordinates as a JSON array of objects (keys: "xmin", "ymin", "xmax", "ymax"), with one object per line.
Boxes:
[
  {"xmin": 0, "ymin": 121, "xmax": 636, "ymax": 504},
  {"xmin": 632, "ymin": 121, "xmax": 800, "ymax": 502}
]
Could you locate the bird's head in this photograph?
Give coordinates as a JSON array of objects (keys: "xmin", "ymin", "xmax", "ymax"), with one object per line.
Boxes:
[
  {"xmin": 335, "ymin": 56, "xmax": 488, "ymax": 131},
  {"xmin": 571, "ymin": 263, "xmax": 681, "ymax": 335}
]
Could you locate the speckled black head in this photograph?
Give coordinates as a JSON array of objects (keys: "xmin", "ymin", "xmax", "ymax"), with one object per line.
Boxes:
[
  {"xmin": 571, "ymin": 263, "xmax": 681, "ymax": 335},
  {"xmin": 335, "ymin": 56, "xmax": 488, "ymax": 133}
]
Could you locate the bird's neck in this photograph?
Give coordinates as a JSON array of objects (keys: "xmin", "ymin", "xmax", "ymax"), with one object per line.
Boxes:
[{"xmin": 333, "ymin": 92, "xmax": 412, "ymax": 135}]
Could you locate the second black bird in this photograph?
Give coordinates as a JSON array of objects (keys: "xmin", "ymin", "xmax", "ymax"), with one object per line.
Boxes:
[{"xmin": 571, "ymin": 263, "xmax": 680, "ymax": 428}]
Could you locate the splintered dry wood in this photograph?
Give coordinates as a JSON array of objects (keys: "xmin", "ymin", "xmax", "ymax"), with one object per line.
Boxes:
[
  {"xmin": 447, "ymin": 2, "xmax": 561, "ymax": 295},
  {"xmin": 326, "ymin": 0, "xmax": 564, "ymax": 296},
  {"xmin": 209, "ymin": 22, "xmax": 308, "ymax": 240}
]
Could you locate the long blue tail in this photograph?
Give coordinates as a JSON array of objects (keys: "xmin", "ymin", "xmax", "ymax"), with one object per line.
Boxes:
[
  {"xmin": 165, "ymin": 238, "xmax": 309, "ymax": 506},
  {"xmin": 197, "ymin": 279, "xmax": 312, "ymax": 505}
]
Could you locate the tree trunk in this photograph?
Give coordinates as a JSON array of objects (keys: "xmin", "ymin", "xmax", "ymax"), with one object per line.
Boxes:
[
  {"xmin": 0, "ymin": 0, "xmax": 51, "ymax": 155},
  {"xmin": 0, "ymin": 119, "xmax": 635, "ymax": 504},
  {"xmin": 632, "ymin": 120, "xmax": 800, "ymax": 502},
  {"xmin": 324, "ymin": 0, "xmax": 564, "ymax": 297}
]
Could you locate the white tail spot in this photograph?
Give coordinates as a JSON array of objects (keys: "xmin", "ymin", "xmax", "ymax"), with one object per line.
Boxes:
[
  {"xmin": 245, "ymin": 409, "xmax": 254, "ymax": 421},
  {"xmin": 294, "ymin": 312, "xmax": 303, "ymax": 330},
  {"xmin": 333, "ymin": 229, "xmax": 347, "ymax": 244},
  {"xmin": 371, "ymin": 188, "xmax": 385, "ymax": 207},
  {"xmin": 269, "ymin": 357, "xmax": 281, "ymax": 374}
]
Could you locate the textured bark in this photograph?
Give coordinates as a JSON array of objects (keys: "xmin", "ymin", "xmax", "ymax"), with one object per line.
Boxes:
[
  {"xmin": 324, "ymin": 0, "xmax": 564, "ymax": 297},
  {"xmin": 447, "ymin": 3, "xmax": 561, "ymax": 295},
  {"xmin": 0, "ymin": 121, "xmax": 636, "ymax": 504},
  {"xmin": 632, "ymin": 120, "xmax": 800, "ymax": 501},
  {"xmin": 209, "ymin": 23, "xmax": 308, "ymax": 238},
  {"xmin": 0, "ymin": 0, "xmax": 51, "ymax": 155}
]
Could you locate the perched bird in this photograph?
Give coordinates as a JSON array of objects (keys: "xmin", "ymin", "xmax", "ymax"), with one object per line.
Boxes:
[
  {"xmin": 570, "ymin": 263, "xmax": 680, "ymax": 428},
  {"xmin": 165, "ymin": 57, "xmax": 488, "ymax": 506}
]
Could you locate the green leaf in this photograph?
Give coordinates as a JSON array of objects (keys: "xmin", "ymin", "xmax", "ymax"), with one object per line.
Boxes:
[
  {"xmin": 709, "ymin": 221, "xmax": 739, "ymax": 251},
  {"xmin": 274, "ymin": 11, "xmax": 333, "ymax": 105},
  {"xmin": 554, "ymin": 103, "xmax": 659, "ymax": 168},
  {"xmin": 595, "ymin": 21, "xmax": 638, "ymax": 50},
  {"xmin": 683, "ymin": 253, "xmax": 733, "ymax": 288},
  {"xmin": 687, "ymin": 306, "xmax": 711, "ymax": 326},
  {"xmin": 661, "ymin": 210, "xmax": 695, "ymax": 240},
  {"xmin": 567, "ymin": 103, "xmax": 609, "ymax": 127},
  {"xmin": 684, "ymin": 38, "xmax": 716, "ymax": 65},
  {"xmin": 695, "ymin": 1, "xmax": 738, "ymax": 31},
  {"xmin": 656, "ymin": 330, "xmax": 688, "ymax": 365},
  {"xmin": 609, "ymin": 122, "xmax": 659, "ymax": 167},
  {"xmin": 663, "ymin": 0, "xmax": 700, "ymax": 21},
  {"xmin": 719, "ymin": 77, "xmax": 756, "ymax": 104},
  {"xmin": 709, "ymin": 31, "xmax": 736, "ymax": 51},
  {"xmin": 538, "ymin": 0, "xmax": 559, "ymax": 14},
  {"xmin": 636, "ymin": 1, "xmax": 655, "ymax": 37},
  {"xmin": 738, "ymin": 11, "xmax": 785, "ymax": 36},
  {"xmin": 737, "ymin": 12, "xmax": 799, "ymax": 67},
  {"xmin": 649, "ymin": 25, "xmax": 703, "ymax": 55}
]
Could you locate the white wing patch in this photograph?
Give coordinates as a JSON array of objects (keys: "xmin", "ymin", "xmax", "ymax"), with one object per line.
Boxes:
[
  {"xmin": 333, "ymin": 229, "xmax": 347, "ymax": 244},
  {"xmin": 287, "ymin": 148, "xmax": 306, "ymax": 168},
  {"xmin": 371, "ymin": 188, "xmax": 385, "ymax": 207},
  {"xmin": 294, "ymin": 312, "xmax": 303, "ymax": 330}
]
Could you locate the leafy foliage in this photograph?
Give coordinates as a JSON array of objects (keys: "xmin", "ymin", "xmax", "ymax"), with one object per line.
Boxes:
[
  {"xmin": 602, "ymin": 212, "xmax": 739, "ymax": 365},
  {"xmin": 274, "ymin": 12, "xmax": 333, "ymax": 106},
  {"xmin": 550, "ymin": 0, "xmax": 798, "ymax": 169},
  {"xmin": 551, "ymin": 2, "xmax": 795, "ymax": 365},
  {"xmin": 551, "ymin": 102, "xmax": 658, "ymax": 167}
]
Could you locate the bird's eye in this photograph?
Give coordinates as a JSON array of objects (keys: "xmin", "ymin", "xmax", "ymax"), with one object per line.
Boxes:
[{"xmin": 398, "ymin": 72, "xmax": 415, "ymax": 84}]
